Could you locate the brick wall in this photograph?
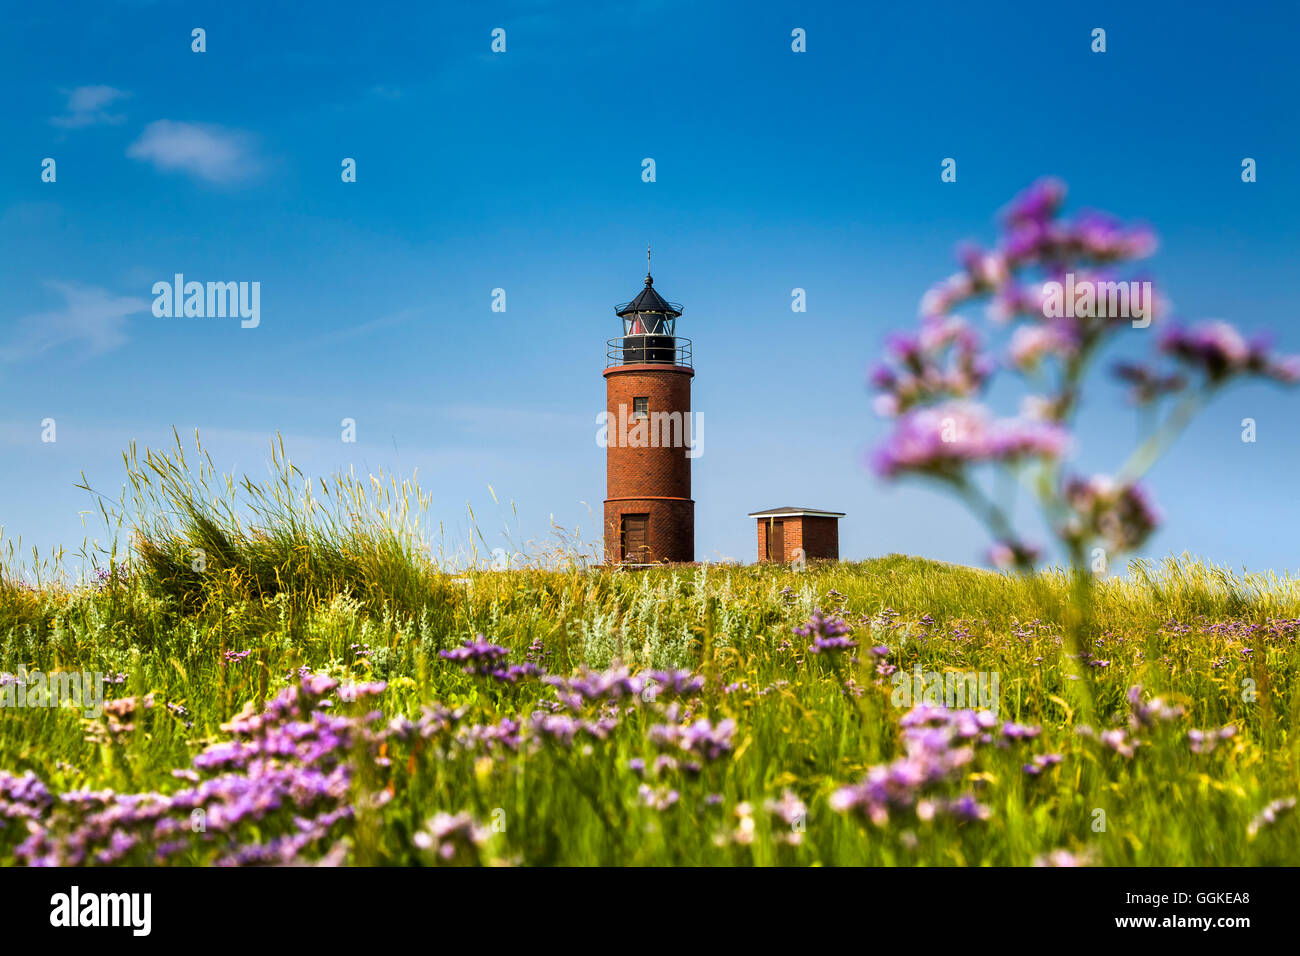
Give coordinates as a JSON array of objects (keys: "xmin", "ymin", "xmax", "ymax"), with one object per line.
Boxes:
[
  {"xmin": 800, "ymin": 516, "xmax": 839, "ymax": 560},
  {"xmin": 604, "ymin": 497, "xmax": 694, "ymax": 564},
  {"xmin": 604, "ymin": 363, "xmax": 694, "ymax": 564},
  {"xmin": 757, "ymin": 517, "xmax": 803, "ymax": 561},
  {"xmin": 756, "ymin": 515, "xmax": 839, "ymax": 562}
]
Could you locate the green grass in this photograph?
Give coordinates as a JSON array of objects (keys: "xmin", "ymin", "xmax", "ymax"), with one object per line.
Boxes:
[{"xmin": 0, "ymin": 440, "xmax": 1297, "ymax": 865}]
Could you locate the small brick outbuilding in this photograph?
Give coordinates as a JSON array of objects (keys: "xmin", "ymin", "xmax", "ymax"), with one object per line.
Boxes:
[{"xmin": 749, "ymin": 507, "xmax": 845, "ymax": 563}]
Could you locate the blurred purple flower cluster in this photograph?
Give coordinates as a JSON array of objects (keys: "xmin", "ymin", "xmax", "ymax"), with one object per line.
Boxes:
[
  {"xmin": 1126, "ymin": 684, "xmax": 1185, "ymax": 731},
  {"xmin": 8, "ymin": 672, "xmax": 385, "ymax": 866},
  {"xmin": 0, "ymin": 646, "xmax": 725, "ymax": 866},
  {"xmin": 1062, "ymin": 476, "xmax": 1161, "ymax": 555},
  {"xmin": 544, "ymin": 666, "xmax": 702, "ymax": 710},
  {"xmin": 831, "ymin": 705, "xmax": 1052, "ymax": 827},
  {"xmin": 649, "ymin": 716, "xmax": 736, "ymax": 762},
  {"xmin": 439, "ymin": 635, "xmax": 547, "ymax": 684},
  {"xmin": 413, "ymin": 811, "xmax": 489, "ymax": 864},
  {"xmin": 1247, "ymin": 797, "xmax": 1297, "ymax": 839},
  {"xmin": 795, "ymin": 608, "xmax": 857, "ymax": 655},
  {"xmin": 869, "ymin": 178, "xmax": 1299, "ymax": 569}
]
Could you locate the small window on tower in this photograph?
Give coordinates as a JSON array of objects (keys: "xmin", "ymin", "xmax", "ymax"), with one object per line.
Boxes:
[{"xmin": 632, "ymin": 396, "xmax": 649, "ymax": 420}]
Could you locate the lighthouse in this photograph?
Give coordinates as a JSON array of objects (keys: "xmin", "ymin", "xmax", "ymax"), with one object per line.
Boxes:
[{"xmin": 603, "ymin": 253, "xmax": 694, "ymax": 565}]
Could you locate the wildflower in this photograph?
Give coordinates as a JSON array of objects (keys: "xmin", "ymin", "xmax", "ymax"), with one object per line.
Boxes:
[
  {"xmin": 731, "ymin": 802, "xmax": 756, "ymax": 844},
  {"xmin": 1126, "ymin": 685, "xmax": 1185, "ymax": 730},
  {"xmin": 1247, "ymin": 797, "xmax": 1297, "ymax": 839},
  {"xmin": 1034, "ymin": 848, "xmax": 1095, "ymax": 867},
  {"xmin": 870, "ymin": 403, "xmax": 1069, "ymax": 480},
  {"xmin": 637, "ymin": 784, "xmax": 680, "ymax": 812},
  {"xmin": 527, "ymin": 712, "xmax": 614, "ymax": 748},
  {"xmin": 337, "ymin": 681, "xmax": 387, "ymax": 703},
  {"xmin": 457, "ymin": 717, "xmax": 522, "ymax": 753},
  {"xmin": 440, "ymin": 636, "xmax": 510, "ymax": 676},
  {"xmin": 413, "ymin": 812, "xmax": 488, "ymax": 864},
  {"xmin": 1187, "ymin": 724, "xmax": 1236, "ymax": 755},
  {"xmin": 1023, "ymin": 753, "xmax": 1062, "ymax": 775},
  {"xmin": 988, "ymin": 540, "xmax": 1042, "ymax": 570},
  {"xmin": 943, "ymin": 794, "xmax": 991, "ymax": 821},
  {"xmin": 1001, "ymin": 177, "xmax": 1067, "ymax": 232},
  {"xmin": 796, "ymin": 609, "xmax": 857, "ymax": 655},
  {"xmin": 1099, "ymin": 728, "xmax": 1138, "ymax": 758},
  {"xmin": 1062, "ymin": 476, "xmax": 1160, "ymax": 554},
  {"xmin": 1000, "ymin": 721, "xmax": 1042, "ymax": 741},
  {"xmin": 1112, "ymin": 361, "xmax": 1187, "ymax": 404},
  {"xmin": 832, "ymin": 706, "xmax": 989, "ymax": 826},
  {"xmin": 676, "ymin": 718, "xmax": 736, "ymax": 761},
  {"xmin": 644, "ymin": 669, "xmax": 705, "ymax": 698},
  {"xmin": 870, "ymin": 319, "xmax": 993, "ymax": 416},
  {"xmin": 765, "ymin": 790, "xmax": 807, "ymax": 845},
  {"xmin": 1161, "ymin": 321, "xmax": 1300, "ymax": 386},
  {"xmin": 1010, "ymin": 322, "xmax": 1077, "ymax": 371}
]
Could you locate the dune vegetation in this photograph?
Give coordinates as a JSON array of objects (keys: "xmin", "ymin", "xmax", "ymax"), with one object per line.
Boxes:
[{"xmin": 0, "ymin": 438, "xmax": 1297, "ymax": 866}]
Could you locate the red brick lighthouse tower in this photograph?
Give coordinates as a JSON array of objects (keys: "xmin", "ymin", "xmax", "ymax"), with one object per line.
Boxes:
[{"xmin": 603, "ymin": 253, "xmax": 694, "ymax": 565}]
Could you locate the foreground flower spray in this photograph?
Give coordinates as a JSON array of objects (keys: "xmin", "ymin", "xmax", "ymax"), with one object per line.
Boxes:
[
  {"xmin": 868, "ymin": 179, "xmax": 1298, "ymax": 715},
  {"xmin": 870, "ymin": 177, "xmax": 1297, "ymax": 572}
]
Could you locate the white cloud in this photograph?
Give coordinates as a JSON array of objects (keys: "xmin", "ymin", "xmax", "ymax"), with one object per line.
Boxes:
[
  {"xmin": 50, "ymin": 85, "xmax": 130, "ymax": 128},
  {"xmin": 126, "ymin": 120, "xmax": 260, "ymax": 184},
  {"xmin": 0, "ymin": 281, "xmax": 147, "ymax": 362}
]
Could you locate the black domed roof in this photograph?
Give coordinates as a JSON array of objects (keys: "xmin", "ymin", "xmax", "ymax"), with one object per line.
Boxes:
[{"xmin": 616, "ymin": 275, "xmax": 682, "ymax": 318}]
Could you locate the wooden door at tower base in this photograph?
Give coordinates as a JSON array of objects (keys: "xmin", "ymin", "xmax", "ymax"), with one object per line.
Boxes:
[
  {"xmin": 620, "ymin": 513, "xmax": 650, "ymax": 562},
  {"xmin": 767, "ymin": 520, "xmax": 784, "ymax": 561}
]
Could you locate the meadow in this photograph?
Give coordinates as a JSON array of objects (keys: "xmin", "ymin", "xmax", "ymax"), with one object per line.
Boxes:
[{"xmin": 0, "ymin": 442, "xmax": 1298, "ymax": 866}]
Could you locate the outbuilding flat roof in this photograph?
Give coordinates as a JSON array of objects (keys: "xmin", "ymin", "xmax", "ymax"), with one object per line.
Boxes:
[{"xmin": 748, "ymin": 507, "xmax": 846, "ymax": 518}]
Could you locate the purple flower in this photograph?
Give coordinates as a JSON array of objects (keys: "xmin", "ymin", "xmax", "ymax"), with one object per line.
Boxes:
[
  {"xmin": 413, "ymin": 812, "xmax": 488, "ymax": 863},
  {"xmin": 871, "ymin": 403, "xmax": 1069, "ymax": 479},
  {"xmin": 1161, "ymin": 320, "xmax": 1300, "ymax": 386},
  {"xmin": 1112, "ymin": 361, "xmax": 1187, "ymax": 404},
  {"xmin": 1126, "ymin": 684, "xmax": 1185, "ymax": 730},
  {"xmin": 1062, "ymin": 476, "xmax": 1160, "ymax": 554},
  {"xmin": 872, "ymin": 318, "xmax": 993, "ymax": 416},
  {"xmin": 1001, "ymin": 177, "xmax": 1067, "ymax": 230},
  {"xmin": 1248, "ymin": 797, "xmax": 1297, "ymax": 838},
  {"xmin": 1000, "ymin": 721, "xmax": 1042, "ymax": 741},
  {"xmin": 440, "ymin": 636, "xmax": 510, "ymax": 676},
  {"xmin": 1099, "ymin": 728, "xmax": 1138, "ymax": 758},
  {"xmin": 796, "ymin": 609, "xmax": 857, "ymax": 655},
  {"xmin": 653, "ymin": 717, "xmax": 736, "ymax": 762},
  {"xmin": 987, "ymin": 540, "xmax": 1042, "ymax": 570},
  {"xmin": 1187, "ymin": 724, "xmax": 1236, "ymax": 755},
  {"xmin": 1023, "ymin": 753, "xmax": 1062, "ymax": 775},
  {"xmin": 637, "ymin": 784, "xmax": 680, "ymax": 811},
  {"xmin": 1034, "ymin": 848, "xmax": 1094, "ymax": 867}
]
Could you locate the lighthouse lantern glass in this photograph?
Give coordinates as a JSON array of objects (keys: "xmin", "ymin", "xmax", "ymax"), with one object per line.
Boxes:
[{"xmin": 624, "ymin": 312, "xmax": 674, "ymax": 336}]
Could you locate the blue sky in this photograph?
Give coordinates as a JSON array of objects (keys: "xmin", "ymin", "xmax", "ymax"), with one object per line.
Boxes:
[{"xmin": 2, "ymin": 0, "xmax": 1300, "ymax": 575}]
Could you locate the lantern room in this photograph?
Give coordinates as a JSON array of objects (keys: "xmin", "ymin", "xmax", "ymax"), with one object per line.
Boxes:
[{"xmin": 608, "ymin": 249, "xmax": 690, "ymax": 368}]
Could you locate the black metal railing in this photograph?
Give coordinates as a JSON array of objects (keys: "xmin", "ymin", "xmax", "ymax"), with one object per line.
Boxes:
[
  {"xmin": 606, "ymin": 335, "xmax": 693, "ymax": 368},
  {"xmin": 615, "ymin": 301, "xmax": 683, "ymax": 316}
]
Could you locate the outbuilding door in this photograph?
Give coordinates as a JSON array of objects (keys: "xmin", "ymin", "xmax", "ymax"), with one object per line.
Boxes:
[{"xmin": 767, "ymin": 520, "xmax": 784, "ymax": 561}]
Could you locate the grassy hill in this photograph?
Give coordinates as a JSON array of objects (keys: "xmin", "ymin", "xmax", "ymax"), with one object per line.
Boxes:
[{"xmin": 2, "ymin": 540, "xmax": 1298, "ymax": 865}]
